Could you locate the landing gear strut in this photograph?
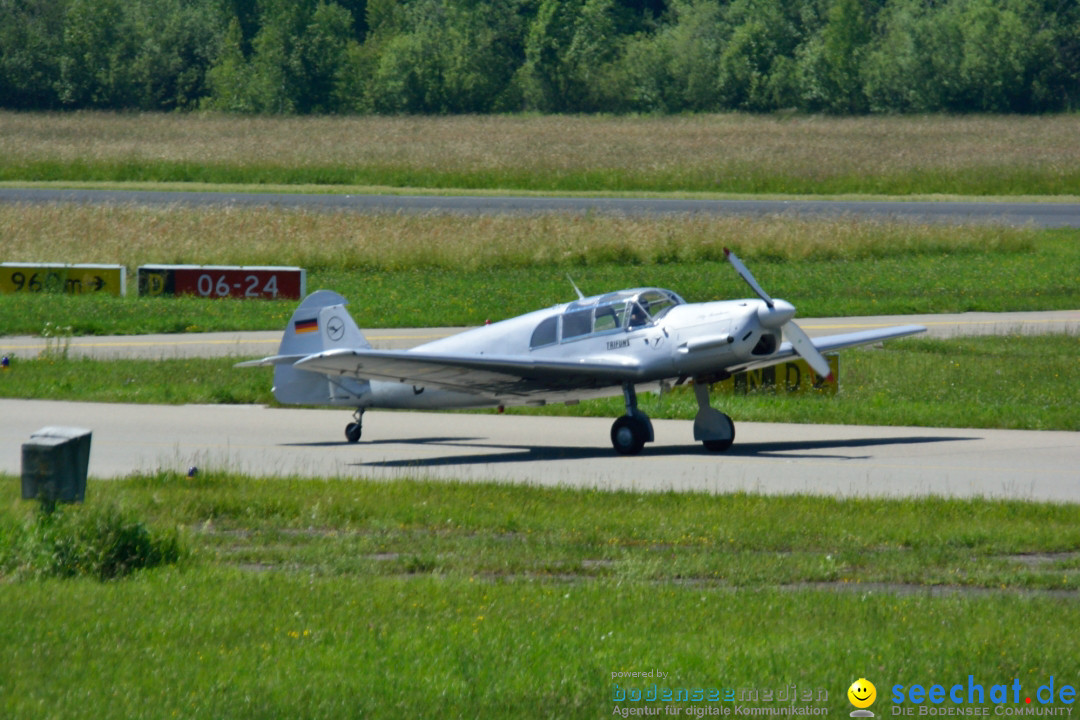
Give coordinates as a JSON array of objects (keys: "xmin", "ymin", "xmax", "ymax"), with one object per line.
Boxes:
[
  {"xmin": 610, "ymin": 382, "xmax": 654, "ymax": 455},
  {"xmin": 692, "ymin": 381, "xmax": 734, "ymax": 452},
  {"xmin": 345, "ymin": 409, "xmax": 364, "ymax": 443}
]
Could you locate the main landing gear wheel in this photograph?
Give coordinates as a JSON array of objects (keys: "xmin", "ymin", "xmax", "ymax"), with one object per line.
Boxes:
[
  {"xmin": 611, "ymin": 382, "xmax": 654, "ymax": 455},
  {"xmin": 611, "ymin": 415, "xmax": 650, "ymax": 456},
  {"xmin": 701, "ymin": 414, "xmax": 735, "ymax": 452},
  {"xmin": 692, "ymin": 380, "xmax": 735, "ymax": 452}
]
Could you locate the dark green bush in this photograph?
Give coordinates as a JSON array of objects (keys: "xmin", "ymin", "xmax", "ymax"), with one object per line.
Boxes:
[{"xmin": 1, "ymin": 503, "xmax": 185, "ymax": 581}]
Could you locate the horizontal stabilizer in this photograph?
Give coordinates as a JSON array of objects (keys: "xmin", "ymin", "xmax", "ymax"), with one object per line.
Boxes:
[{"xmin": 234, "ymin": 354, "xmax": 308, "ymax": 368}]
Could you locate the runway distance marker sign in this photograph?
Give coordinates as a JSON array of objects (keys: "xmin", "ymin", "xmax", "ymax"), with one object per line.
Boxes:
[
  {"xmin": 717, "ymin": 354, "xmax": 839, "ymax": 396},
  {"xmin": 0, "ymin": 263, "xmax": 126, "ymax": 297},
  {"xmin": 137, "ymin": 265, "xmax": 305, "ymax": 300}
]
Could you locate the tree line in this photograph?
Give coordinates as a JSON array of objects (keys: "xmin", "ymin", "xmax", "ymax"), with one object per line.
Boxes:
[{"xmin": 2, "ymin": 0, "xmax": 1078, "ymax": 115}]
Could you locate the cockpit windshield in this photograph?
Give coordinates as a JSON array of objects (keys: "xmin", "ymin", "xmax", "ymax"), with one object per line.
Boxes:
[
  {"xmin": 634, "ymin": 289, "xmax": 680, "ymax": 321},
  {"xmin": 529, "ymin": 288, "xmax": 684, "ymax": 348}
]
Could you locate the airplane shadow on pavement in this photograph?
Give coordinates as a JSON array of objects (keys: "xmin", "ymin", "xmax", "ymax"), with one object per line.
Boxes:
[
  {"xmin": 348, "ymin": 433, "xmax": 976, "ymax": 469},
  {"xmin": 281, "ymin": 437, "xmax": 482, "ymax": 449}
]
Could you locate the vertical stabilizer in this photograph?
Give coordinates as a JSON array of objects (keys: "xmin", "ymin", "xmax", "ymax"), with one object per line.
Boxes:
[{"xmin": 273, "ymin": 290, "xmax": 372, "ymax": 405}]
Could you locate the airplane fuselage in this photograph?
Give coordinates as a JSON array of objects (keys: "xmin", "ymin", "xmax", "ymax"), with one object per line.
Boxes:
[{"xmin": 355, "ymin": 290, "xmax": 778, "ymax": 411}]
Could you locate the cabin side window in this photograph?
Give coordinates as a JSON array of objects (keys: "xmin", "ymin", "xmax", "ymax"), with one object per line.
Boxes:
[
  {"xmin": 593, "ymin": 302, "xmax": 626, "ymax": 333},
  {"xmin": 561, "ymin": 309, "xmax": 592, "ymax": 340},
  {"xmin": 529, "ymin": 316, "xmax": 559, "ymax": 349}
]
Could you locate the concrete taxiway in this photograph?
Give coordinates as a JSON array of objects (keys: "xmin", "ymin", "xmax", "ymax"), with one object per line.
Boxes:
[{"xmin": 3, "ymin": 399, "xmax": 1078, "ymax": 501}]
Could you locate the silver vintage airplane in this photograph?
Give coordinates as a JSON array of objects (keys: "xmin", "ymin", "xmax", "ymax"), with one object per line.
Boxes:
[{"xmin": 239, "ymin": 249, "xmax": 925, "ymax": 455}]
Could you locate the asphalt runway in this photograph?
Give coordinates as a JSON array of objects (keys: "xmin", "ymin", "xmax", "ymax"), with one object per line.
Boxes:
[
  {"xmin": 3, "ymin": 187, "xmax": 1080, "ymax": 226},
  {"xmin": 2, "ymin": 310, "xmax": 1077, "ymax": 360},
  {"xmin": 4, "ymin": 399, "xmax": 1079, "ymax": 501}
]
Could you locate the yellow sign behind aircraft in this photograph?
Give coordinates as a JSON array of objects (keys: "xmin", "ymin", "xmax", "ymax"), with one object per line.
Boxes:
[
  {"xmin": 717, "ymin": 354, "xmax": 839, "ymax": 396},
  {"xmin": 0, "ymin": 263, "xmax": 126, "ymax": 297}
]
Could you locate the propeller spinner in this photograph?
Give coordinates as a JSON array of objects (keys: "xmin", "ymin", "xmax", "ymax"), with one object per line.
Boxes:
[{"xmin": 723, "ymin": 248, "xmax": 834, "ymax": 382}]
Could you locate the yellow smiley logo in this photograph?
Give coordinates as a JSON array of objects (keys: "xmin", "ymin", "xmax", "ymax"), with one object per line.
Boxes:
[{"xmin": 848, "ymin": 678, "xmax": 877, "ymax": 709}]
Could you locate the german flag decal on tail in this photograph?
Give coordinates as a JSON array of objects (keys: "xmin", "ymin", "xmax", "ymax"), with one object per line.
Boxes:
[{"xmin": 294, "ymin": 317, "xmax": 318, "ymax": 334}]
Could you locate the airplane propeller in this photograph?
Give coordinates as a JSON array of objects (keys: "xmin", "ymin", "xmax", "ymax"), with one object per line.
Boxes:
[{"xmin": 724, "ymin": 248, "xmax": 834, "ymax": 382}]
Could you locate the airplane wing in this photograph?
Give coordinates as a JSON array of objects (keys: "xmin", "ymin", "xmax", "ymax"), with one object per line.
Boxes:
[
  {"xmin": 243, "ymin": 324, "xmax": 924, "ymax": 399},
  {"xmin": 725, "ymin": 324, "xmax": 926, "ymax": 374},
  {"xmin": 289, "ymin": 348, "xmax": 646, "ymax": 398}
]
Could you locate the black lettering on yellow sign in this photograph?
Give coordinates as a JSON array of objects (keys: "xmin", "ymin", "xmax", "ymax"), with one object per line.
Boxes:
[
  {"xmin": 0, "ymin": 264, "xmax": 125, "ymax": 296},
  {"xmin": 716, "ymin": 355, "xmax": 839, "ymax": 396},
  {"xmin": 144, "ymin": 272, "xmax": 167, "ymax": 296}
]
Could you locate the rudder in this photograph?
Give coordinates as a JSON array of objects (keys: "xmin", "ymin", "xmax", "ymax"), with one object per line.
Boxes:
[{"xmin": 273, "ymin": 290, "xmax": 372, "ymax": 405}]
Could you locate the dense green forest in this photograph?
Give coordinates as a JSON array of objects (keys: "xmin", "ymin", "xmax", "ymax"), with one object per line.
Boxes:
[{"xmin": 2, "ymin": 0, "xmax": 1078, "ymax": 115}]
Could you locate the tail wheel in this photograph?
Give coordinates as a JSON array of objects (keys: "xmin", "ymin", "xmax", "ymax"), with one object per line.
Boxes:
[{"xmin": 345, "ymin": 422, "xmax": 362, "ymax": 443}]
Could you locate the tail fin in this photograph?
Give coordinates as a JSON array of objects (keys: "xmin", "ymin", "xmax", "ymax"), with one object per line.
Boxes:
[
  {"xmin": 278, "ymin": 290, "xmax": 370, "ymax": 356},
  {"xmin": 268, "ymin": 290, "xmax": 372, "ymax": 406}
]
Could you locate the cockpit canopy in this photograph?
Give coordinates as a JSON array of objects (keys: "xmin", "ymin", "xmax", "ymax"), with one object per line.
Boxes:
[{"xmin": 530, "ymin": 288, "xmax": 685, "ymax": 349}]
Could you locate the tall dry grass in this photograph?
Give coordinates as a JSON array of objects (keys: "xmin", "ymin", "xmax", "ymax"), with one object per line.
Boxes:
[
  {"xmin": 0, "ymin": 203, "xmax": 1035, "ymax": 272},
  {"xmin": 2, "ymin": 112, "xmax": 1078, "ymax": 187}
]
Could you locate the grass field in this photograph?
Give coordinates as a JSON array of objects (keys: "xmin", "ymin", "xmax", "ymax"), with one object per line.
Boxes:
[
  {"xmin": 2, "ymin": 203, "xmax": 1077, "ymax": 334},
  {"xmin": 4, "ymin": 201, "xmax": 1043, "ymax": 272},
  {"xmin": 3, "ymin": 112, "xmax": 1080, "ymax": 195},
  {"xmin": 2, "ymin": 335, "xmax": 1077, "ymax": 431},
  {"xmin": 3, "ymin": 475, "xmax": 1080, "ymax": 718}
]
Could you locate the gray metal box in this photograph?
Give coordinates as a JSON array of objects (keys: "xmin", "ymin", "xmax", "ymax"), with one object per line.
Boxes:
[{"xmin": 21, "ymin": 426, "xmax": 92, "ymax": 503}]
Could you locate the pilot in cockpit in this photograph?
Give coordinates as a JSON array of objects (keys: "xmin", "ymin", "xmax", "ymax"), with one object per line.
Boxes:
[{"xmin": 628, "ymin": 302, "xmax": 649, "ymax": 327}]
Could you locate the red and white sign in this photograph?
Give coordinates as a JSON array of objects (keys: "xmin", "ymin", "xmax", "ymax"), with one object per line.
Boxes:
[{"xmin": 137, "ymin": 265, "xmax": 306, "ymax": 300}]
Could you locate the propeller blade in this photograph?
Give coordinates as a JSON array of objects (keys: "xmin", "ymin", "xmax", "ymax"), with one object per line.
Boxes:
[
  {"xmin": 724, "ymin": 247, "xmax": 773, "ymax": 308},
  {"xmin": 784, "ymin": 320, "xmax": 834, "ymax": 382},
  {"xmin": 725, "ymin": 248, "xmax": 833, "ymax": 381}
]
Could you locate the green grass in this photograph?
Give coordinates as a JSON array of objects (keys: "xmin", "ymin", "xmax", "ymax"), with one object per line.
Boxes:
[
  {"xmin": 3, "ymin": 201, "xmax": 1074, "ymax": 336},
  {"xmin": 3, "ymin": 112, "xmax": 1080, "ymax": 196},
  {"xmin": 58, "ymin": 472, "xmax": 1080, "ymax": 589},
  {"xmin": 2, "ymin": 474, "xmax": 1080, "ymax": 718},
  {"xmin": 1, "ymin": 229, "xmax": 1077, "ymax": 336},
  {"xmin": 2, "ymin": 336, "xmax": 1077, "ymax": 431},
  {"xmin": 0, "ymin": 293, "xmax": 294, "ymax": 336},
  {"xmin": 9, "ymin": 157, "xmax": 1080, "ymax": 196},
  {"xmin": 6, "ymin": 569, "xmax": 1079, "ymax": 719},
  {"xmin": 0, "ymin": 354, "xmax": 274, "ymax": 405}
]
